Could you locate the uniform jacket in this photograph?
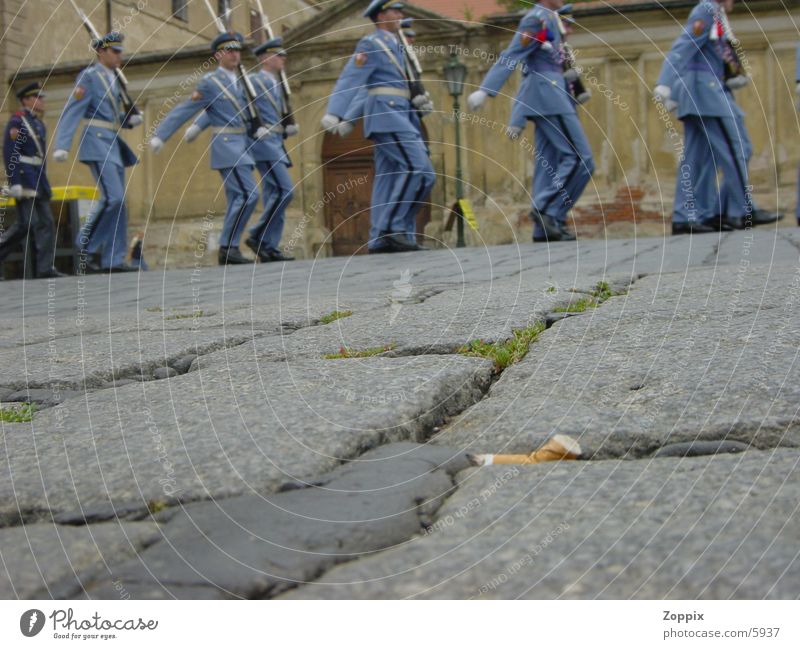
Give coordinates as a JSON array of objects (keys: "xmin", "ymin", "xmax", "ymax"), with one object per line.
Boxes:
[
  {"xmin": 479, "ymin": 4, "xmax": 575, "ymax": 118},
  {"xmin": 195, "ymin": 69, "xmax": 292, "ymax": 166},
  {"xmin": 54, "ymin": 63, "xmax": 138, "ymax": 168},
  {"xmin": 656, "ymin": 0, "xmax": 738, "ymax": 119},
  {"xmin": 327, "ymin": 29, "xmax": 417, "ymax": 138},
  {"xmin": 4, "ymin": 109, "xmax": 51, "ymax": 198},
  {"xmin": 155, "ymin": 67, "xmax": 255, "ymax": 170}
]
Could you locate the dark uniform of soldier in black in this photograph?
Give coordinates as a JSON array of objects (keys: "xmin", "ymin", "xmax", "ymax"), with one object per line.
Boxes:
[{"xmin": 1, "ymin": 81, "xmax": 65, "ymax": 279}]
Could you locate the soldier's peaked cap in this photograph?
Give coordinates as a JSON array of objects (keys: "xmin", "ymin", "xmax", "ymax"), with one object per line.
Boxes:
[
  {"xmin": 16, "ymin": 81, "xmax": 45, "ymax": 100},
  {"xmin": 211, "ymin": 32, "xmax": 244, "ymax": 52},
  {"xmin": 92, "ymin": 31, "xmax": 124, "ymax": 52},
  {"xmin": 364, "ymin": 1, "xmax": 404, "ymax": 21},
  {"xmin": 253, "ymin": 37, "xmax": 286, "ymax": 57}
]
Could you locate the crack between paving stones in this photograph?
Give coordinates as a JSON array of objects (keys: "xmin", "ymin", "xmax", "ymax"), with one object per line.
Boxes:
[{"xmin": 701, "ymin": 232, "xmax": 731, "ymax": 266}]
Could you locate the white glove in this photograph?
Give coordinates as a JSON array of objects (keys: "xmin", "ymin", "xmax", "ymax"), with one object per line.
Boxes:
[
  {"xmin": 53, "ymin": 149, "xmax": 68, "ymax": 162},
  {"xmin": 467, "ymin": 89, "xmax": 488, "ymax": 111},
  {"xmin": 664, "ymin": 98, "xmax": 678, "ymax": 112},
  {"xmin": 418, "ymin": 100, "xmax": 434, "ymax": 116},
  {"xmin": 149, "ymin": 137, "xmax": 164, "ymax": 154},
  {"xmin": 506, "ymin": 125, "xmax": 523, "ymax": 140},
  {"xmin": 564, "ymin": 68, "xmax": 579, "ymax": 82},
  {"xmin": 412, "ymin": 93, "xmax": 429, "ymax": 109},
  {"xmin": 796, "ymin": 82, "xmax": 800, "ymax": 96},
  {"xmin": 653, "ymin": 85, "xmax": 671, "ymax": 103},
  {"xmin": 576, "ymin": 90, "xmax": 592, "ymax": 105},
  {"xmin": 321, "ymin": 113, "xmax": 341, "ymax": 133},
  {"xmin": 183, "ymin": 124, "xmax": 201, "ymax": 143},
  {"xmin": 8, "ymin": 184, "xmax": 23, "ymax": 198},
  {"xmin": 725, "ymin": 75, "xmax": 750, "ymax": 90},
  {"xmin": 126, "ymin": 114, "xmax": 143, "ymax": 127},
  {"xmin": 335, "ymin": 120, "xmax": 354, "ymax": 138},
  {"xmin": 284, "ymin": 124, "xmax": 299, "ymax": 137},
  {"xmin": 255, "ymin": 126, "xmax": 270, "ymax": 140}
]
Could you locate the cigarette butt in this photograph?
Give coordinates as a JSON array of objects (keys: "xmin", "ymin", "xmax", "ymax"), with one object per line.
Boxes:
[{"xmin": 468, "ymin": 435, "xmax": 582, "ymax": 467}]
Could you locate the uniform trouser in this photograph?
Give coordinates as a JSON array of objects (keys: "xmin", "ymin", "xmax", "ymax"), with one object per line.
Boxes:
[
  {"xmin": 0, "ymin": 196, "xmax": 55, "ymax": 276},
  {"xmin": 673, "ymin": 115, "xmax": 751, "ymax": 224},
  {"xmin": 78, "ymin": 161, "xmax": 128, "ymax": 268},
  {"xmin": 531, "ymin": 114, "xmax": 594, "ymax": 238},
  {"xmin": 369, "ymin": 131, "xmax": 435, "ymax": 249},
  {"xmin": 711, "ymin": 109, "xmax": 759, "ymax": 219},
  {"xmin": 218, "ymin": 165, "xmax": 259, "ymax": 249},
  {"xmin": 249, "ymin": 160, "xmax": 294, "ymax": 252}
]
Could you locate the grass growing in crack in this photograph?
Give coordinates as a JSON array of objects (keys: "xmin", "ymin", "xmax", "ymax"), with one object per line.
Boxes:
[
  {"xmin": 324, "ymin": 343, "xmax": 396, "ymax": 359},
  {"xmin": 319, "ymin": 310, "xmax": 353, "ymax": 325},
  {"xmin": 147, "ymin": 500, "xmax": 168, "ymax": 514},
  {"xmin": 459, "ymin": 323, "xmax": 546, "ymax": 372},
  {"xmin": 553, "ymin": 280, "xmax": 623, "ymax": 313},
  {"xmin": 164, "ymin": 310, "xmax": 205, "ymax": 321},
  {"xmin": 0, "ymin": 403, "xmax": 35, "ymax": 422}
]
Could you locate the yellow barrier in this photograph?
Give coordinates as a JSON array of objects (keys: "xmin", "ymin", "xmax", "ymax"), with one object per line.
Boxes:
[{"xmin": 0, "ymin": 186, "xmax": 99, "ymax": 207}]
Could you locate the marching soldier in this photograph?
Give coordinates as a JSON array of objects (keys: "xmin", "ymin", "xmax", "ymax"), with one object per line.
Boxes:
[
  {"xmin": 321, "ymin": 1, "xmax": 434, "ymax": 254},
  {"xmin": 193, "ymin": 38, "xmax": 299, "ymax": 262},
  {"xmin": 1, "ymin": 82, "xmax": 65, "ymax": 279},
  {"xmin": 658, "ymin": 2, "xmax": 780, "ymax": 231},
  {"xmin": 244, "ymin": 38, "xmax": 298, "ymax": 262},
  {"xmin": 468, "ymin": 0, "xmax": 593, "ymax": 243},
  {"xmin": 53, "ymin": 32, "xmax": 141, "ymax": 272},
  {"xmin": 505, "ymin": 3, "xmax": 590, "ymax": 241},
  {"xmin": 654, "ymin": 0, "xmax": 780, "ymax": 233},
  {"xmin": 149, "ymin": 32, "xmax": 268, "ymax": 265},
  {"xmin": 336, "ymin": 15, "xmax": 433, "ymax": 247}
]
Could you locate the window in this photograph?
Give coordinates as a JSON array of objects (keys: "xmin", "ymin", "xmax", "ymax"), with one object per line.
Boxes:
[{"xmin": 172, "ymin": 0, "xmax": 188, "ymax": 22}]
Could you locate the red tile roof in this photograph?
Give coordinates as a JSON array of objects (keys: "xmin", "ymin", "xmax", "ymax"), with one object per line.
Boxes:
[{"xmin": 413, "ymin": 0, "xmax": 508, "ymax": 20}]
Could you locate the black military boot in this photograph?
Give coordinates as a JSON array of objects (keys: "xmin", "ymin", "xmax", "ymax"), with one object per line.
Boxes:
[{"xmin": 218, "ymin": 247, "xmax": 252, "ymax": 265}]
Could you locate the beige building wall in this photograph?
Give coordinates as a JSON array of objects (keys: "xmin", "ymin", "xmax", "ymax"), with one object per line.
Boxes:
[{"xmin": 4, "ymin": 0, "xmax": 799, "ymax": 267}]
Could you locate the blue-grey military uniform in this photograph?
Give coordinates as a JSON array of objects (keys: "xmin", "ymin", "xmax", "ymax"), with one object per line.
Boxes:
[
  {"xmin": 341, "ymin": 85, "xmax": 429, "ymax": 239},
  {"xmin": 478, "ymin": 3, "xmax": 594, "ymax": 238},
  {"xmin": 705, "ymin": 89, "xmax": 753, "ymax": 219},
  {"xmin": 657, "ymin": 0, "xmax": 751, "ymax": 226},
  {"xmin": 54, "ymin": 55, "xmax": 139, "ymax": 269},
  {"xmin": 326, "ymin": 12, "xmax": 434, "ymax": 251},
  {"xmin": 244, "ymin": 68, "xmax": 294, "ymax": 254},
  {"xmin": 154, "ymin": 36, "xmax": 259, "ymax": 254},
  {"xmin": 195, "ymin": 50, "xmax": 295, "ymax": 257},
  {"xmin": 1, "ymin": 84, "xmax": 58, "ymax": 277}
]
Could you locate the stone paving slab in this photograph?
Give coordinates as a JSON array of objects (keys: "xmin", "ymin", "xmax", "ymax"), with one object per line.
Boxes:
[
  {"xmin": 82, "ymin": 443, "xmax": 470, "ymax": 600},
  {"xmin": 0, "ymin": 327, "xmax": 258, "ymax": 391},
  {"xmin": 282, "ymin": 450, "xmax": 800, "ymax": 599},
  {"xmin": 0, "ymin": 521, "xmax": 160, "ymax": 598},
  {"xmin": 434, "ymin": 264, "xmax": 800, "ymax": 459},
  {"xmin": 1, "ymin": 356, "xmax": 492, "ymax": 517},
  {"xmin": 191, "ymin": 275, "xmax": 633, "ymax": 370},
  {"xmin": 2, "ymin": 231, "xmax": 800, "ymax": 601}
]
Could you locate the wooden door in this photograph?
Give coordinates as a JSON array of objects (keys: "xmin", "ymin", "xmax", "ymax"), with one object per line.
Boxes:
[{"xmin": 322, "ymin": 122, "xmax": 431, "ymax": 256}]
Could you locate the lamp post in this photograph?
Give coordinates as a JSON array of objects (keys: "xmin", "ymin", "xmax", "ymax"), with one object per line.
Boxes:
[{"xmin": 443, "ymin": 53, "xmax": 468, "ymax": 248}]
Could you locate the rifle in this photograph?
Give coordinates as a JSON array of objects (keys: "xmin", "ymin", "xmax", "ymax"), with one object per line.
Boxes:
[
  {"xmin": 562, "ymin": 42, "xmax": 590, "ymax": 104},
  {"xmin": 397, "ymin": 29, "xmax": 427, "ymax": 103},
  {"xmin": 252, "ymin": 0, "xmax": 295, "ymax": 128},
  {"xmin": 201, "ymin": 0, "xmax": 264, "ymax": 137},
  {"xmin": 67, "ymin": 0, "xmax": 140, "ymax": 119},
  {"xmin": 716, "ymin": 11, "xmax": 748, "ymax": 89}
]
